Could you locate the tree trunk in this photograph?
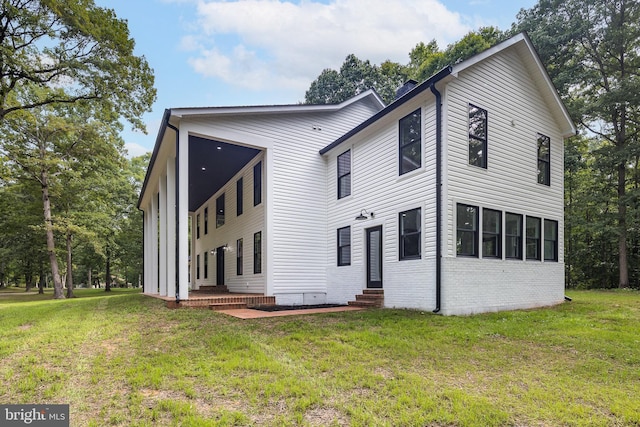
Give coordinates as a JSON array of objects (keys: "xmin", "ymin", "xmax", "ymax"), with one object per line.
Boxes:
[
  {"xmin": 38, "ymin": 264, "xmax": 45, "ymax": 294},
  {"xmin": 88, "ymin": 268, "xmax": 92, "ymax": 288},
  {"xmin": 105, "ymin": 247, "xmax": 112, "ymax": 292},
  {"xmin": 66, "ymin": 232, "xmax": 74, "ymax": 298},
  {"xmin": 25, "ymin": 271, "xmax": 33, "ymax": 292},
  {"xmin": 618, "ymin": 163, "xmax": 629, "ymax": 288},
  {"xmin": 41, "ymin": 168, "xmax": 64, "ymax": 299}
]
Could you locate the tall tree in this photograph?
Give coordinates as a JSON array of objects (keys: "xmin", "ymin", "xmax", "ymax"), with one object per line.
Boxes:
[
  {"xmin": 0, "ymin": 0, "xmax": 156, "ymax": 130},
  {"xmin": 516, "ymin": 0, "xmax": 640, "ymax": 287},
  {"xmin": 0, "ymin": 89, "xmax": 126, "ymax": 298}
]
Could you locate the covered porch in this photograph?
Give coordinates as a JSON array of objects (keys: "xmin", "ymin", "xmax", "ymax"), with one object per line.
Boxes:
[{"xmin": 138, "ymin": 109, "xmax": 274, "ymax": 303}]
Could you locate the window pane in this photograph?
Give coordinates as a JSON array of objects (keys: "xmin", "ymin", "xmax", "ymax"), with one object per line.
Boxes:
[
  {"xmin": 338, "ymin": 226, "xmax": 351, "ymax": 266},
  {"xmin": 544, "ymin": 219, "xmax": 558, "ymax": 261},
  {"xmin": 399, "ymin": 109, "xmax": 421, "ymax": 175},
  {"xmin": 456, "ymin": 204, "xmax": 478, "ymax": 257},
  {"xmin": 482, "ymin": 208, "xmax": 501, "ymax": 258},
  {"xmin": 204, "ymin": 207, "xmax": 208, "ymax": 234},
  {"xmin": 400, "ymin": 208, "xmax": 421, "ymax": 260},
  {"xmin": 253, "ymin": 162, "xmax": 262, "ymax": 206},
  {"xmin": 469, "ymin": 104, "xmax": 487, "ymax": 168},
  {"xmin": 216, "ymin": 194, "xmax": 225, "ymax": 227},
  {"xmin": 538, "ymin": 134, "xmax": 550, "ymax": 161},
  {"xmin": 254, "ymin": 231, "xmax": 262, "ymax": 274},
  {"xmin": 469, "ymin": 105, "xmax": 487, "ymax": 139},
  {"xmin": 469, "ymin": 137, "xmax": 486, "ymax": 168},
  {"xmin": 526, "ymin": 217, "xmax": 541, "ymax": 260},
  {"xmin": 505, "ymin": 213, "xmax": 522, "ymax": 259},
  {"xmin": 236, "ymin": 178, "xmax": 243, "ymax": 216},
  {"xmin": 538, "ymin": 134, "xmax": 550, "ymax": 186},
  {"xmin": 237, "ymin": 238, "xmax": 243, "ymax": 276},
  {"xmin": 337, "ymin": 150, "xmax": 351, "ymax": 199}
]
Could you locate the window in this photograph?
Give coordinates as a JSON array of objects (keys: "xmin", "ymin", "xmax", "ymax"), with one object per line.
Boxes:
[
  {"xmin": 544, "ymin": 219, "xmax": 558, "ymax": 261},
  {"xmin": 399, "ymin": 208, "xmax": 421, "ymax": 260},
  {"xmin": 253, "ymin": 162, "xmax": 262, "ymax": 206},
  {"xmin": 482, "ymin": 208, "xmax": 501, "ymax": 258},
  {"xmin": 469, "ymin": 104, "xmax": 487, "ymax": 168},
  {"xmin": 204, "ymin": 251, "xmax": 208, "ymax": 279},
  {"xmin": 457, "ymin": 204, "xmax": 478, "ymax": 257},
  {"xmin": 236, "ymin": 178, "xmax": 243, "ymax": 216},
  {"xmin": 196, "ymin": 254, "xmax": 200, "ymax": 279},
  {"xmin": 216, "ymin": 194, "xmax": 225, "ymax": 228},
  {"xmin": 204, "ymin": 207, "xmax": 208, "ymax": 235},
  {"xmin": 337, "ymin": 150, "xmax": 351, "ymax": 199},
  {"xmin": 253, "ymin": 231, "xmax": 262, "ymax": 274},
  {"xmin": 237, "ymin": 238, "xmax": 243, "ymax": 275},
  {"xmin": 337, "ymin": 226, "xmax": 351, "ymax": 266},
  {"xmin": 399, "ymin": 109, "xmax": 422, "ymax": 175},
  {"xmin": 505, "ymin": 213, "xmax": 523, "ymax": 259},
  {"xmin": 526, "ymin": 216, "xmax": 541, "ymax": 260},
  {"xmin": 538, "ymin": 133, "xmax": 550, "ymax": 186},
  {"xmin": 196, "ymin": 214, "xmax": 200, "ymax": 239}
]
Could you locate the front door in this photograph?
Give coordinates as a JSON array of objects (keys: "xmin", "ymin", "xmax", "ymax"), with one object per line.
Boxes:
[
  {"xmin": 366, "ymin": 226, "xmax": 382, "ymax": 288},
  {"xmin": 216, "ymin": 246, "xmax": 225, "ymax": 286}
]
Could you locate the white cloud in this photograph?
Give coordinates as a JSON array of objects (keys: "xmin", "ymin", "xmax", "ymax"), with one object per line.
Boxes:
[
  {"xmin": 180, "ymin": 0, "xmax": 471, "ymax": 92},
  {"xmin": 124, "ymin": 142, "xmax": 152, "ymax": 158}
]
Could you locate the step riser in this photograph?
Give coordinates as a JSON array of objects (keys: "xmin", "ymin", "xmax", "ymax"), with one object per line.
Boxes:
[
  {"xmin": 348, "ymin": 290, "xmax": 384, "ymax": 308},
  {"xmin": 167, "ymin": 296, "xmax": 275, "ymax": 309}
]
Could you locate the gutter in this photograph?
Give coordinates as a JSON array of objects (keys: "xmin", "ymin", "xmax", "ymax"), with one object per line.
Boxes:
[
  {"xmin": 166, "ymin": 122, "xmax": 180, "ymax": 304},
  {"xmin": 430, "ymin": 83, "xmax": 443, "ymax": 314}
]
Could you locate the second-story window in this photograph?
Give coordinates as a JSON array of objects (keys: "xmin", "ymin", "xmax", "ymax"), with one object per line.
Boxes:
[
  {"xmin": 538, "ymin": 133, "xmax": 550, "ymax": 186},
  {"xmin": 216, "ymin": 193, "xmax": 225, "ymax": 228},
  {"xmin": 399, "ymin": 109, "xmax": 421, "ymax": 175},
  {"xmin": 469, "ymin": 104, "xmax": 487, "ymax": 168},
  {"xmin": 337, "ymin": 150, "xmax": 351, "ymax": 199}
]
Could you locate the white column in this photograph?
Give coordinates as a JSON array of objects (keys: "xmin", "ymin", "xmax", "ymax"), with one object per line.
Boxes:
[
  {"xmin": 177, "ymin": 127, "xmax": 190, "ymax": 301},
  {"xmin": 143, "ymin": 207, "xmax": 150, "ymax": 293},
  {"xmin": 159, "ymin": 173, "xmax": 168, "ymax": 296},
  {"xmin": 166, "ymin": 157, "xmax": 176, "ymax": 298},
  {"xmin": 150, "ymin": 189, "xmax": 159, "ymax": 294}
]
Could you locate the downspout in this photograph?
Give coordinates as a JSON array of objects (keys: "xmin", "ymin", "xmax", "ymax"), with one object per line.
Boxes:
[
  {"xmin": 167, "ymin": 122, "xmax": 180, "ymax": 304},
  {"xmin": 430, "ymin": 83, "xmax": 443, "ymax": 313}
]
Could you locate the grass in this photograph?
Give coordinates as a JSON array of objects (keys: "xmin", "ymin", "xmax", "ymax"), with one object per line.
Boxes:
[{"xmin": 0, "ymin": 288, "xmax": 639, "ymax": 426}]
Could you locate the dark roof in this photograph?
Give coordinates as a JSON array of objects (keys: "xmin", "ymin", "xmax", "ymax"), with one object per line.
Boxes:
[{"xmin": 319, "ymin": 66, "xmax": 452, "ymax": 155}]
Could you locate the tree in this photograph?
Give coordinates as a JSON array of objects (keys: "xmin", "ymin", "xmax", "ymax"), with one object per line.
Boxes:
[
  {"xmin": 409, "ymin": 27, "xmax": 505, "ymax": 82},
  {"xmin": 0, "ymin": 0, "xmax": 156, "ymax": 131},
  {"xmin": 516, "ymin": 0, "xmax": 640, "ymax": 288},
  {"xmin": 304, "ymin": 28, "xmax": 504, "ymax": 106},
  {"xmin": 0, "ymin": 88, "xmax": 127, "ymax": 298},
  {"xmin": 305, "ymin": 54, "xmax": 407, "ymax": 105}
]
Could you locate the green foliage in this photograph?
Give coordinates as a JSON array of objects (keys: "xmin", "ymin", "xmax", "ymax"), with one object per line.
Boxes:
[
  {"xmin": 304, "ymin": 54, "xmax": 408, "ymax": 105},
  {"xmin": 517, "ymin": 0, "xmax": 640, "ymax": 287},
  {"xmin": 0, "ymin": 0, "xmax": 156, "ymax": 131},
  {"xmin": 304, "ymin": 27, "xmax": 504, "ymax": 105}
]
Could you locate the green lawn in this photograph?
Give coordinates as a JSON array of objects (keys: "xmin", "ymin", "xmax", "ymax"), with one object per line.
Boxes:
[{"xmin": 0, "ymin": 288, "xmax": 638, "ymax": 426}]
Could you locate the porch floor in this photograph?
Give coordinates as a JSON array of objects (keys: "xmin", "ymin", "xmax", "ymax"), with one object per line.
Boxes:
[{"xmin": 143, "ymin": 292, "xmax": 364, "ymax": 318}]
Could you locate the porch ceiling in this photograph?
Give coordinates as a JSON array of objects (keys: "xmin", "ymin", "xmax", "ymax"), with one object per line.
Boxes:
[{"xmin": 188, "ymin": 135, "xmax": 260, "ymax": 211}]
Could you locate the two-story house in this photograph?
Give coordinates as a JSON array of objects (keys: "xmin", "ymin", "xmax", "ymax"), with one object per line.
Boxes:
[{"xmin": 138, "ymin": 32, "xmax": 575, "ymax": 315}]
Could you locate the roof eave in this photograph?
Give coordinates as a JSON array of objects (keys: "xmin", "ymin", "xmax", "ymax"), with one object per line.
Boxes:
[{"xmin": 319, "ymin": 66, "xmax": 453, "ymax": 155}]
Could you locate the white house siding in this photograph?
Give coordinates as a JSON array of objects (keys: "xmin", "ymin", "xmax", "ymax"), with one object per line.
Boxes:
[
  {"xmin": 325, "ymin": 96, "xmax": 440, "ymax": 310},
  {"xmin": 270, "ymin": 101, "xmax": 382, "ymax": 305},
  {"xmin": 188, "ymin": 98, "xmax": 382, "ymax": 302},
  {"xmin": 441, "ymin": 47, "xmax": 565, "ymax": 315},
  {"xmin": 192, "ymin": 154, "xmax": 265, "ymax": 294}
]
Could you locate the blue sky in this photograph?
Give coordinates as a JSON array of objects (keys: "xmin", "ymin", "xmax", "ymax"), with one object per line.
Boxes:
[{"xmin": 94, "ymin": 0, "xmax": 537, "ymax": 156}]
